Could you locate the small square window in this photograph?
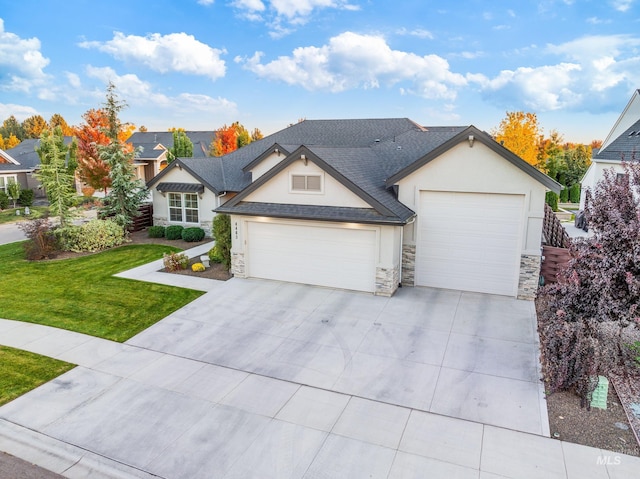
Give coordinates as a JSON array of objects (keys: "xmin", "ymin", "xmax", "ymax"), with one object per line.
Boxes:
[{"xmin": 291, "ymin": 174, "xmax": 322, "ymax": 192}]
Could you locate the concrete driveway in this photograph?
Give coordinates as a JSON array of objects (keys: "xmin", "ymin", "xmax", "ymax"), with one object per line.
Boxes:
[{"xmin": 0, "ymin": 279, "xmax": 551, "ymax": 478}]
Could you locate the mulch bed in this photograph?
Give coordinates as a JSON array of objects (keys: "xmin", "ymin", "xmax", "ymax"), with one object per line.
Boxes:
[{"xmin": 161, "ymin": 256, "xmax": 231, "ymax": 281}]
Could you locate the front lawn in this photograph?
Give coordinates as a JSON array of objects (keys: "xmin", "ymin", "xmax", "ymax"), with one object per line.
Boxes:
[
  {"xmin": 0, "ymin": 346, "xmax": 75, "ymax": 406},
  {"xmin": 0, "ymin": 242, "xmax": 204, "ymax": 342},
  {"xmin": 0, "ymin": 206, "xmax": 49, "ymax": 224}
]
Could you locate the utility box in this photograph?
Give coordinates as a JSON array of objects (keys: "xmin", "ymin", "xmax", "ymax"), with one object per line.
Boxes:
[{"xmin": 591, "ymin": 376, "xmax": 609, "ymax": 410}]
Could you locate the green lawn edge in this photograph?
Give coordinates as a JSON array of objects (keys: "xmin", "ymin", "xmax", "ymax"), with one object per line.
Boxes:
[
  {"xmin": 0, "ymin": 346, "xmax": 75, "ymax": 406},
  {"xmin": 0, "ymin": 242, "xmax": 204, "ymax": 342}
]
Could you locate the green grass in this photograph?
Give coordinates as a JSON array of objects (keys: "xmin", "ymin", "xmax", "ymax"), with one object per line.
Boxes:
[
  {"xmin": 0, "ymin": 346, "xmax": 75, "ymax": 406},
  {"xmin": 0, "ymin": 242, "xmax": 204, "ymax": 342},
  {"xmin": 0, "ymin": 206, "xmax": 50, "ymax": 224}
]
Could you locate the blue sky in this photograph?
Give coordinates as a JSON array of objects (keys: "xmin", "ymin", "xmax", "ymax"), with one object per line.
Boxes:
[{"xmin": 0, "ymin": 0, "xmax": 639, "ymax": 142}]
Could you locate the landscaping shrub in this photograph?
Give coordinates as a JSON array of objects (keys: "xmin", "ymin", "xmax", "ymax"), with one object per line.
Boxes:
[
  {"xmin": 0, "ymin": 191, "xmax": 8, "ymax": 210},
  {"xmin": 18, "ymin": 218, "xmax": 58, "ymax": 260},
  {"xmin": 569, "ymin": 183, "xmax": 581, "ymax": 203},
  {"xmin": 163, "ymin": 252, "xmax": 189, "ymax": 271},
  {"xmin": 81, "ymin": 186, "xmax": 95, "ymax": 197},
  {"xmin": 57, "ymin": 219, "xmax": 125, "ymax": 252},
  {"xmin": 18, "ymin": 189, "xmax": 34, "ymax": 207},
  {"xmin": 208, "ymin": 245, "xmax": 223, "ymax": 263},
  {"xmin": 545, "ymin": 191, "xmax": 559, "ymax": 211},
  {"xmin": 213, "ymin": 214, "xmax": 231, "ymax": 270},
  {"xmin": 7, "ymin": 182, "xmax": 21, "ymax": 208},
  {"xmin": 559, "ymin": 186, "xmax": 569, "ymax": 203},
  {"xmin": 181, "ymin": 227, "xmax": 205, "ymax": 242},
  {"xmin": 148, "ymin": 225, "xmax": 165, "ymax": 238},
  {"xmin": 191, "ymin": 262, "xmax": 206, "ymax": 272},
  {"xmin": 165, "ymin": 225, "xmax": 184, "ymax": 240},
  {"xmin": 537, "ymin": 163, "xmax": 640, "ymax": 406}
]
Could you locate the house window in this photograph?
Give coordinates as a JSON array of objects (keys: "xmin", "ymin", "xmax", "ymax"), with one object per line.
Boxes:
[
  {"xmin": 168, "ymin": 192, "xmax": 199, "ymax": 223},
  {"xmin": 616, "ymin": 173, "xmax": 629, "ymax": 182},
  {"xmin": 291, "ymin": 174, "xmax": 322, "ymax": 192},
  {"xmin": 0, "ymin": 175, "xmax": 17, "ymax": 193}
]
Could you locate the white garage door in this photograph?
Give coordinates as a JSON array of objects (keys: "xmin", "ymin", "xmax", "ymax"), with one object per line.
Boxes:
[
  {"xmin": 416, "ymin": 191, "xmax": 523, "ymax": 296},
  {"xmin": 247, "ymin": 221, "xmax": 377, "ymax": 292}
]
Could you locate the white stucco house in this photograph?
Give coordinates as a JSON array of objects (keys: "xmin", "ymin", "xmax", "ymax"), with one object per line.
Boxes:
[
  {"xmin": 147, "ymin": 118, "xmax": 560, "ymax": 299},
  {"xmin": 580, "ymin": 89, "xmax": 640, "ymax": 210}
]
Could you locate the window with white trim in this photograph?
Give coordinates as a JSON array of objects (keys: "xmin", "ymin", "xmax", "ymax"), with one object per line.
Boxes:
[
  {"xmin": 168, "ymin": 192, "xmax": 199, "ymax": 223},
  {"xmin": 0, "ymin": 175, "xmax": 17, "ymax": 193},
  {"xmin": 291, "ymin": 174, "xmax": 322, "ymax": 192}
]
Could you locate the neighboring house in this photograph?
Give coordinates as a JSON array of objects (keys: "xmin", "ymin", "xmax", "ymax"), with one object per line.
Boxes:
[
  {"xmin": 1, "ymin": 138, "xmax": 75, "ymax": 199},
  {"xmin": 580, "ymin": 89, "xmax": 640, "ymax": 210},
  {"xmin": 127, "ymin": 131, "xmax": 215, "ymax": 183},
  {"xmin": 148, "ymin": 118, "xmax": 560, "ymax": 299}
]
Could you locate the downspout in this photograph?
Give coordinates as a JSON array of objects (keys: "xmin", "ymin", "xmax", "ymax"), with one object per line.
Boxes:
[{"xmin": 216, "ymin": 191, "xmax": 227, "ymax": 208}]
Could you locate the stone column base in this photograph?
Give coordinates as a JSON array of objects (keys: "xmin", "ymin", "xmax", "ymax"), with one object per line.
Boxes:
[
  {"xmin": 376, "ymin": 265, "xmax": 399, "ymax": 296},
  {"xmin": 401, "ymin": 244, "xmax": 416, "ymax": 286},
  {"xmin": 517, "ymin": 254, "xmax": 541, "ymax": 300},
  {"xmin": 231, "ymin": 252, "xmax": 246, "ymax": 278}
]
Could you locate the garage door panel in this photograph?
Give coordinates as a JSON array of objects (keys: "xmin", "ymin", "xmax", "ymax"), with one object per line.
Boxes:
[
  {"xmin": 247, "ymin": 222, "xmax": 376, "ymax": 292},
  {"xmin": 416, "ymin": 191, "xmax": 523, "ymax": 296}
]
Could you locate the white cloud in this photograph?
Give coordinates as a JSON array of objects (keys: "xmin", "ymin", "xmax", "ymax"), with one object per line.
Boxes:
[
  {"xmin": 79, "ymin": 31, "xmax": 226, "ymax": 80},
  {"xmin": 197, "ymin": 0, "xmax": 214, "ymax": 5},
  {"xmin": 611, "ymin": 0, "xmax": 633, "ymax": 11},
  {"xmin": 0, "ymin": 18, "xmax": 50, "ymax": 92},
  {"xmin": 473, "ymin": 34, "xmax": 640, "ymax": 112},
  {"xmin": 241, "ymin": 32, "xmax": 466, "ymax": 100},
  {"xmin": 85, "ymin": 66, "xmax": 236, "ymax": 114},
  {"xmin": 232, "ymin": 0, "xmax": 359, "ymax": 34},
  {"xmin": 396, "ymin": 28, "xmax": 434, "ymax": 39},
  {"xmin": 0, "ymin": 102, "xmax": 38, "ymax": 121},
  {"xmin": 66, "ymin": 72, "xmax": 81, "ymax": 88}
]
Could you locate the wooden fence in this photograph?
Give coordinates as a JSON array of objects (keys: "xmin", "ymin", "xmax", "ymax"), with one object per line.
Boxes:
[
  {"xmin": 130, "ymin": 203, "xmax": 153, "ymax": 232},
  {"xmin": 540, "ymin": 203, "xmax": 572, "ymax": 284}
]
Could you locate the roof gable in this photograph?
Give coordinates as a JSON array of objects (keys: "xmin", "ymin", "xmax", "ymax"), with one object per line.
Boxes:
[
  {"xmin": 385, "ymin": 126, "xmax": 562, "ymax": 193},
  {"xmin": 147, "ymin": 157, "xmax": 222, "ymax": 194},
  {"xmin": 220, "ymin": 145, "xmax": 398, "ymax": 218},
  {"xmin": 594, "ymin": 117, "xmax": 640, "ymax": 162},
  {"xmin": 600, "ymin": 89, "xmax": 640, "ymax": 153}
]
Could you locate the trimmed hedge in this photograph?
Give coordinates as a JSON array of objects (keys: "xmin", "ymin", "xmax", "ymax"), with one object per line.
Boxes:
[
  {"xmin": 0, "ymin": 191, "xmax": 8, "ymax": 210},
  {"xmin": 181, "ymin": 227, "xmax": 205, "ymax": 242},
  {"xmin": 559, "ymin": 186, "xmax": 569, "ymax": 203},
  {"xmin": 56, "ymin": 219, "xmax": 125, "ymax": 252},
  {"xmin": 165, "ymin": 225, "xmax": 184, "ymax": 240},
  {"xmin": 19, "ymin": 189, "xmax": 34, "ymax": 207},
  {"xmin": 569, "ymin": 183, "xmax": 581, "ymax": 203},
  {"xmin": 148, "ymin": 225, "xmax": 165, "ymax": 238},
  {"xmin": 545, "ymin": 191, "xmax": 559, "ymax": 212}
]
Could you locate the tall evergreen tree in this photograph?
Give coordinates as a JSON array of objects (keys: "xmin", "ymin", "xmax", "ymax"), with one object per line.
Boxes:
[
  {"xmin": 34, "ymin": 127, "xmax": 78, "ymax": 227},
  {"xmin": 167, "ymin": 129, "xmax": 193, "ymax": 162},
  {"xmin": 98, "ymin": 82, "xmax": 148, "ymax": 230}
]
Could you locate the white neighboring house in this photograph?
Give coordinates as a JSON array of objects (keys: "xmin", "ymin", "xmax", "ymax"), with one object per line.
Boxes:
[{"xmin": 580, "ymin": 89, "xmax": 640, "ymax": 210}]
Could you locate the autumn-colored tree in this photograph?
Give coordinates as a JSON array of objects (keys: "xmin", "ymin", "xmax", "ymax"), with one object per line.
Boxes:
[
  {"xmin": 0, "ymin": 116, "xmax": 24, "ymax": 142},
  {"xmin": 493, "ymin": 111, "xmax": 541, "ymax": 167},
  {"xmin": 1, "ymin": 134, "xmax": 21, "ymax": 149},
  {"xmin": 74, "ymin": 109, "xmax": 112, "ymax": 194},
  {"xmin": 138, "ymin": 125, "xmax": 148, "ymax": 132},
  {"xmin": 251, "ymin": 128, "xmax": 264, "ymax": 141},
  {"xmin": 49, "ymin": 114, "xmax": 73, "ymax": 136},
  {"xmin": 22, "ymin": 115, "xmax": 49, "ymax": 139},
  {"xmin": 211, "ymin": 124, "xmax": 238, "ymax": 157},
  {"xmin": 211, "ymin": 122, "xmax": 259, "ymax": 156},
  {"xmin": 591, "ymin": 139, "xmax": 603, "ymax": 151}
]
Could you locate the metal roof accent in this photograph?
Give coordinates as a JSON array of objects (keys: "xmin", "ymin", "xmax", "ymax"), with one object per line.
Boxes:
[{"xmin": 155, "ymin": 182, "xmax": 205, "ymax": 193}]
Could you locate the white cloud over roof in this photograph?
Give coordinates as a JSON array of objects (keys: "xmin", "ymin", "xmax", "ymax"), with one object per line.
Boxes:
[
  {"xmin": 79, "ymin": 32, "xmax": 226, "ymax": 81},
  {"xmin": 0, "ymin": 18, "xmax": 50, "ymax": 92},
  {"xmin": 240, "ymin": 32, "xmax": 466, "ymax": 100}
]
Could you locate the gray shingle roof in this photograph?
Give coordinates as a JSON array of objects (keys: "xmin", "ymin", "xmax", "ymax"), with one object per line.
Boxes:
[
  {"xmin": 128, "ymin": 131, "xmax": 215, "ymax": 159},
  {"xmin": 169, "ymin": 118, "xmax": 559, "ymax": 225},
  {"xmin": 0, "ymin": 137, "xmax": 74, "ymax": 172},
  {"xmin": 595, "ymin": 118, "xmax": 640, "ymax": 162},
  {"xmin": 156, "ymin": 182, "xmax": 204, "ymax": 193}
]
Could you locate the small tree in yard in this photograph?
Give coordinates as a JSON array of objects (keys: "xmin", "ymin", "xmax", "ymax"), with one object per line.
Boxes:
[
  {"xmin": 7, "ymin": 181, "xmax": 21, "ymax": 208},
  {"xmin": 537, "ymin": 162, "xmax": 640, "ymax": 406},
  {"xmin": 98, "ymin": 83, "xmax": 148, "ymax": 230},
  {"xmin": 34, "ymin": 127, "xmax": 78, "ymax": 227}
]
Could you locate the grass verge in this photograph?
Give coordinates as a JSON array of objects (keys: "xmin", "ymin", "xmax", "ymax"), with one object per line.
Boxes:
[
  {"xmin": 0, "ymin": 242, "xmax": 204, "ymax": 342},
  {"xmin": 0, "ymin": 346, "xmax": 75, "ymax": 406}
]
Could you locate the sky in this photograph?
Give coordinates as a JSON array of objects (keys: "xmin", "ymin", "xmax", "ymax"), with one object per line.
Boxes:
[{"xmin": 0, "ymin": 0, "xmax": 639, "ymax": 143}]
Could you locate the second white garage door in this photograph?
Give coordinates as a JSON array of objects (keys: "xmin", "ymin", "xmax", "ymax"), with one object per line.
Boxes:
[
  {"xmin": 416, "ymin": 191, "xmax": 524, "ymax": 296},
  {"xmin": 246, "ymin": 221, "xmax": 377, "ymax": 292}
]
